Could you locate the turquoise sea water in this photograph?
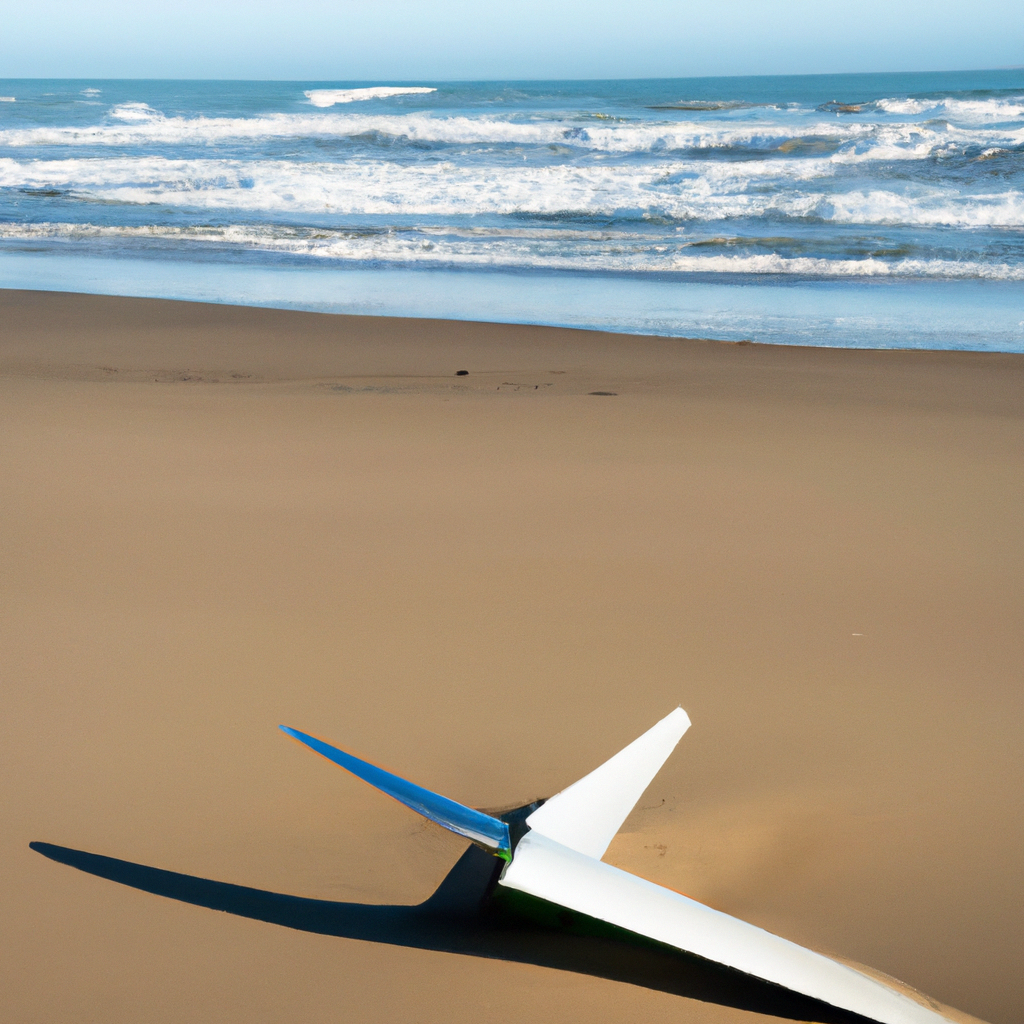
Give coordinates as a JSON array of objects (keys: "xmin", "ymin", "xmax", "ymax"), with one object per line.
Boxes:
[{"xmin": 1, "ymin": 72, "xmax": 1022, "ymax": 349}]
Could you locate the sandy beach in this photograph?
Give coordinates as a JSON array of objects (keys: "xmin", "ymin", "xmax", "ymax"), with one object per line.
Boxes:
[{"xmin": 1, "ymin": 288, "xmax": 1021, "ymax": 1024}]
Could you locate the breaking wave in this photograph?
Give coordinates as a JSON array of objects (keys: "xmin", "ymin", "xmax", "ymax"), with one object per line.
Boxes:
[
  {"xmin": 4, "ymin": 155, "xmax": 1023, "ymax": 229},
  {"xmin": 3, "ymin": 220, "xmax": 1022, "ymax": 280},
  {"xmin": 0, "ymin": 90, "xmax": 1019, "ymax": 159},
  {"xmin": 0, "ymin": 110, "xmax": 871, "ymax": 151},
  {"xmin": 874, "ymin": 95, "xmax": 1024, "ymax": 120},
  {"xmin": 2, "ymin": 105, "xmax": 1022, "ymax": 158},
  {"xmin": 305, "ymin": 87, "xmax": 437, "ymax": 107},
  {"xmin": 2, "ymin": 75, "xmax": 1022, "ymax": 303}
]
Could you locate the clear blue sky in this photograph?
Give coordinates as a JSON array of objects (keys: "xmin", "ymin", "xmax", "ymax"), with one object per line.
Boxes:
[{"xmin": 2, "ymin": 0, "xmax": 1021, "ymax": 80}]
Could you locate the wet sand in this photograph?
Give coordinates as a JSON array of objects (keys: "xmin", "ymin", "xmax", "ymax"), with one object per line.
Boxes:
[{"xmin": 1, "ymin": 289, "xmax": 1021, "ymax": 1024}]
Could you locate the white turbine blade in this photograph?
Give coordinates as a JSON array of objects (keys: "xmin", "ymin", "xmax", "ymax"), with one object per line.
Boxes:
[
  {"xmin": 525, "ymin": 707, "xmax": 690, "ymax": 860},
  {"xmin": 500, "ymin": 831, "xmax": 951, "ymax": 1024}
]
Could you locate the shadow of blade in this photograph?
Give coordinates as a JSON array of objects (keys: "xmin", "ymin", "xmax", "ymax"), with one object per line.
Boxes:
[
  {"xmin": 29, "ymin": 841, "xmax": 455, "ymax": 945},
  {"xmin": 30, "ymin": 841, "xmax": 875, "ymax": 1024}
]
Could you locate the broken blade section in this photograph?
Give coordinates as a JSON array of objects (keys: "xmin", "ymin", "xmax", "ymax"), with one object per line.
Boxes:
[{"xmin": 279, "ymin": 726, "xmax": 511, "ymax": 859}]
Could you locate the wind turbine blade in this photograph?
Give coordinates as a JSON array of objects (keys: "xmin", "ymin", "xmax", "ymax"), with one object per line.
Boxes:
[
  {"xmin": 500, "ymin": 831, "xmax": 950, "ymax": 1024},
  {"xmin": 280, "ymin": 726, "xmax": 510, "ymax": 858},
  {"xmin": 525, "ymin": 707, "xmax": 690, "ymax": 859}
]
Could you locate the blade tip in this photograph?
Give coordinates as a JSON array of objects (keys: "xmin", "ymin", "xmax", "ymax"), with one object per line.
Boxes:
[{"xmin": 670, "ymin": 706, "xmax": 691, "ymax": 729}]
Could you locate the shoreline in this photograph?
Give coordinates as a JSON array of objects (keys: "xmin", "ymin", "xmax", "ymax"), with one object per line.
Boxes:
[
  {"xmin": 4, "ymin": 286, "xmax": 1024, "ymax": 376},
  {"xmin": 2, "ymin": 255, "xmax": 1023, "ymax": 353}
]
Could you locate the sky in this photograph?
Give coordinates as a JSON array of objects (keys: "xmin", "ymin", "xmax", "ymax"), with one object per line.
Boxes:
[{"xmin": 1, "ymin": 0, "xmax": 1021, "ymax": 80}]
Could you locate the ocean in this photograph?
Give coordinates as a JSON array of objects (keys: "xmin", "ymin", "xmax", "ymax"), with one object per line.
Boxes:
[{"xmin": 1, "ymin": 71, "xmax": 1023, "ymax": 350}]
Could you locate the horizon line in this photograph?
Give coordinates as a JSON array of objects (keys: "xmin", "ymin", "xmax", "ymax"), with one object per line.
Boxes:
[{"xmin": 1, "ymin": 66, "xmax": 1022, "ymax": 85}]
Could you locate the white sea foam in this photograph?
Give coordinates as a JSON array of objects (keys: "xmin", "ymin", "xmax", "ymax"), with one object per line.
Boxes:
[
  {"xmin": 4, "ymin": 83, "xmax": 1020, "ymax": 297},
  {"xmin": 3, "ymin": 220, "xmax": 1022, "ymax": 280},
  {"xmin": 3, "ymin": 154, "xmax": 1022, "ymax": 230},
  {"xmin": 2, "ymin": 104, "xmax": 1020, "ymax": 162},
  {"xmin": 875, "ymin": 98, "xmax": 931, "ymax": 115},
  {"xmin": 0, "ymin": 154, "xmax": 834, "ymax": 220},
  {"xmin": 109, "ymin": 102, "xmax": 163, "ymax": 123},
  {"xmin": 0, "ymin": 109, "xmax": 851, "ymax": 151},
  {"xmin": 0, "ymin": 97, "xmax": 15, "ymax": 103},
  {"xmin": 876, "ymin": 95, "xmax": 1024, "ymax": 120},
  {"xmin": 305, "ymin": 87, "xmax": 437, "ymax": 107},
  {"xmin": 944, "ymin": 97, "xmax": 1024, "ymax": 120},
  {"xmin": 826, "ymin": 189, "xmax": 1024, "ymax": 228}
]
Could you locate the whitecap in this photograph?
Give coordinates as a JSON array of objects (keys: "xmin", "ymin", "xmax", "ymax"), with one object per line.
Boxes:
[
  {"xmin": 5, "ymin": 105, "xmax": 1021, "ymax": 164},
  {"xmin": 2, "ymin": 220, "xmax": 1022, "ymax": 281},
  {"xmin": 0, "ymin": 109, "xmax": 877, "ymax": 154},
  {"xmin": 875, "ymin": 98, "xmax": 932, "ymax": 115},
  {"xmin": 305, "ymin": 87, "xmax": 436, "ymax": 107},
  {"xmin": 826, "ymin": 188, "xmax": 1024, "ymax": 228},
  {"xmin": 941, "ymin": 96, "xmax": 1024, "ymax": 120},
  {"xmin": 109, "ymin": 102, "xmax": 163, "ymax": 122},
  {"xmin": 3, "ymin": 153, "xmax": 1021, "ymax": 231},
  {"xmin": 876, "ymin": 95, "xmax": 1024, "ymax": 121}
]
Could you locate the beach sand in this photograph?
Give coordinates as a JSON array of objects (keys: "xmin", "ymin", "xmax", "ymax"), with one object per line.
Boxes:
[{"xmin": 1, "ymin": 289, "xmax": 1021, "ymax": 1024}]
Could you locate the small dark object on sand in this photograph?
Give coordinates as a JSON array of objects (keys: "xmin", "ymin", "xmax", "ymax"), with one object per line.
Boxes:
[
  {"xmin": 456, "ymin": 369, "xmax": 469, "ymax": 375},
  {"xmin": 589, "ymin": 391, "xmax": 617, "ymax": 396}
]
